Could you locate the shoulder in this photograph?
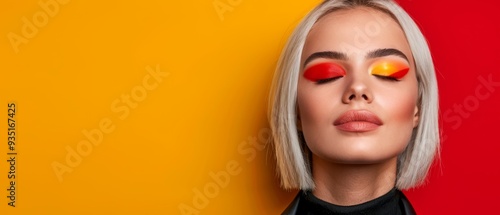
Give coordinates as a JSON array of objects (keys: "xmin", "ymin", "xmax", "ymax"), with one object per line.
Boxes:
[
  {"xmin": 399, "ymin": 190, "xmax": 417, "ymax": 215},
  {"xmin": 281, "ymin": 191, "xmax": 301, "ymax": 215}
]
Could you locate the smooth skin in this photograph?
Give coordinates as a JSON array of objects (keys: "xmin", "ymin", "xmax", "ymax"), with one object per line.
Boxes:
[{"xmin": 297, "ymin": 7, "xmax": 419, "ymax": 206}]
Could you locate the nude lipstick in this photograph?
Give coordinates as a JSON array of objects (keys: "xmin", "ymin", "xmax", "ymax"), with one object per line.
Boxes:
[{"xmin": 334, "ymin": 110, "xmax": 383, "ymax": 132}]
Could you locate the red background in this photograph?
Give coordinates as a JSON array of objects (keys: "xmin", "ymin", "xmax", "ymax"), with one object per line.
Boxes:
[{"xmin": 397, "ymin": 0, "xmax": 500, "ymax": 214}]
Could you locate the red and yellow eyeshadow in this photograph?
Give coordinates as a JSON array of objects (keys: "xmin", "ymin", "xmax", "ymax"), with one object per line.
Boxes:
[
  {"xmin": 369, "ymin": 60, "xmax": 410, "ymax": 80},
  {"xmin": 303, "ymin": 62, "xmax": 346, "ymax": 82}
]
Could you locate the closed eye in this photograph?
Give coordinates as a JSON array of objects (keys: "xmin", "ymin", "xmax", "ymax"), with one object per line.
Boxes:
[
  {"xmin": 369, "ymin": 60, "xmax": 409, "ymax": 81},
  {"xmin": 303, "ymin": 62, "xmax": 346, "ymax": 84},
  {"xmin": 373, "ymin": 74, "xmax": 400, "ymax": 82},
  {"xmin": 316, "ymin": 76, "xmax": 343, "ymax": 84}
]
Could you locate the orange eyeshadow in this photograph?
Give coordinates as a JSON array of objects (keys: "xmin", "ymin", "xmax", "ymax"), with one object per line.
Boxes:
[{"xmin": 370, "ymin": 60, "xmax": 409, "ymax": 79}]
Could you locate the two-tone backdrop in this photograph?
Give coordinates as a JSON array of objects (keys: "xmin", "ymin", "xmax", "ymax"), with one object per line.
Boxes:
[{"xmin": 1, "ymin": 0, "xmax": 499, "ymax": 214}]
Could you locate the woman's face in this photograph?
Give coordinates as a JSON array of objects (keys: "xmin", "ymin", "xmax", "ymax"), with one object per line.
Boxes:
[{"xmin": 297, "ymin": 7, "xmax": 419, "ymax": 164}]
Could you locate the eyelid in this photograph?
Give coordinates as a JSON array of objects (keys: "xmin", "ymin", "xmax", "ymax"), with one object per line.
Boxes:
[
  {"xmin": 369, "ymin": 60, "xmax": 410, "ymax": 80},
  {"xmin": 303, "ymin": 62, "xmax": 346, "ymax": 82}
]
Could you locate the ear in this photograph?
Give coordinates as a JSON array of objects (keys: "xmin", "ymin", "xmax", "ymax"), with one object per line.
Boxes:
[
  {"xmin": 296, "ymin": 105, "xmax": 302, "ymax": 131},
  {"xmin": 413, "ymin": 105, "xmax": 419, "ymax": 128}
]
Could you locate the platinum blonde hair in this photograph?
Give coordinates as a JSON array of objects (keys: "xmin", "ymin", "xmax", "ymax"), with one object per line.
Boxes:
[{"xmin": 268, "ymin": 0, "xmax": 439, "ymax": 190}]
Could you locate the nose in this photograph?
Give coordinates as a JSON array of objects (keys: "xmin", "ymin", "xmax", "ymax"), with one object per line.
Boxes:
[{"xmin": 341, "ymin": 78, "xmax": 373, "ymax": 104}]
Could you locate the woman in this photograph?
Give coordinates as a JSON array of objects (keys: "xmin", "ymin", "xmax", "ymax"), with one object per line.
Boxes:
[{"xmin": 268, "ymin": 0, "xmax": 439, "ymax": 214}]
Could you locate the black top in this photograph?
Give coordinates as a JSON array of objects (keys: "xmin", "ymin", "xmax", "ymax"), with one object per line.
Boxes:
[{"xmin": 283, "ymin": 188, "xmax": 416, "ymax": 215}]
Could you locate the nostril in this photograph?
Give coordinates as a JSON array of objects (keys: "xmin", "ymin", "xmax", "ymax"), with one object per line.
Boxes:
[{"xmin": 348, "ymin": 94, "xmax": 369, "ymax": 101}]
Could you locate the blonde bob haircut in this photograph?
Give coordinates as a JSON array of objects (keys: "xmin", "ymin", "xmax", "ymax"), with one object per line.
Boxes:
[{"xmin": 268, "ymin": 0, "xmax": 439, "ymax": 190}]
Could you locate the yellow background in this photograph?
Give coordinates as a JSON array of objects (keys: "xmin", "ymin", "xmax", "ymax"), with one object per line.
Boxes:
[{"xmin": 0, "ymin": 0, "xmax": 320, "ymax": 214}]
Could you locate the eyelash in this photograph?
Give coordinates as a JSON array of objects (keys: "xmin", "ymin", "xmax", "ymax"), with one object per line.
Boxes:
[
  {"xmin": 316, "ymin": 75, "xmax": 399, "ymax": 84},
  {"xmin": 373, "ymin": 74, "xmax": 400, "ymax": 82},
  {"xmin": 316, "ymin": 76, "xmax": 343, "ymax": 84}
]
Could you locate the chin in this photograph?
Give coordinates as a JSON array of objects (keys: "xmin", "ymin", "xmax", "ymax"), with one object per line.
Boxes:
[
  {"xmin": 314, "ymin": 146, "xmax": 403, "ymax": 165},
  {"xmin": 329, "ymin": 155, "xmax": 399, "ymax": 165}
]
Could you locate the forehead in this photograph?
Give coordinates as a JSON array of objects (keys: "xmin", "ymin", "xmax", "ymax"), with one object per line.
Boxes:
[{"xmin": 302, "ymin": 7, "xmax": 413, "ymax": 63}]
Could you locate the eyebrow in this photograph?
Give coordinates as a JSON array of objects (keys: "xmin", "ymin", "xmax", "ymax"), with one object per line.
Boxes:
[
  {"xmin": 303, "ymin": 51, "xmax": 348, "ymax": 69},
  {"xmin": 366, "ymin": 48, "xmax": 409, "ymax": 62},
  {"xmin": 303, "ymin": 48, "xmax": 409, "ymax": 68}
]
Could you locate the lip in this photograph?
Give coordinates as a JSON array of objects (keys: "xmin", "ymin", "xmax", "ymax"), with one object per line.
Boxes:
[{"xmin": 334, "ymin": 110, "xmax": 383, "ymax": 132}]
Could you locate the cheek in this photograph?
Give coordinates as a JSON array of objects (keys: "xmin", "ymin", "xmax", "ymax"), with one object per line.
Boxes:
[
  {"xmin": 297, "ymin": 83, "xmax": 339, "ymax": 126},
  {"xmin": 380, "ymin": 91, "xmax": 416, "ymax": 121},
  {"xmin": 297, "ymin": 84, "xmax": 332, "ymax": 155},
  {"xmin": 297, "ymin": 89, "xmax": 319, "ymax": 126},
  {"xmin": 386, "ymin": 86, "xmax": 418, "ymax": 122},
  {"xmin": 375, "ymin": 83, "xmax": 419, "ymax": 143},
  {"xmin": 297, "ymin": 81, "xmax": 345, "ymax": 157}
]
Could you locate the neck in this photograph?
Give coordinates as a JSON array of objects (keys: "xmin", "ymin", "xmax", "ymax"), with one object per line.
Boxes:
[{"xmin": 311, "ymin": 155, "xmax": 397, "ymax": 206}]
